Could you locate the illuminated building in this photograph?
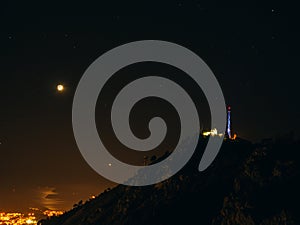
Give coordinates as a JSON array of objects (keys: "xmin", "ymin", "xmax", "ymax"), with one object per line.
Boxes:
[
  {"xmin": 202, "ymin": 128, "xmax": 224, "ymax": 137},
  {"xmin": 202, "ymin": 106, "xmax": 236, "ymax": 140}
]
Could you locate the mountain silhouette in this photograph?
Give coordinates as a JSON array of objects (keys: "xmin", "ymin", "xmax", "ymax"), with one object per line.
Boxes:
[{"xmin": 39, "ymin": 136, "xmax": 300, "ymax": 225}]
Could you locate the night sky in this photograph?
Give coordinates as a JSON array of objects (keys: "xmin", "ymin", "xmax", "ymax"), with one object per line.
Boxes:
[{"xmin": 1, "ymin": 3, "xmax": 300, "ymax": 212}]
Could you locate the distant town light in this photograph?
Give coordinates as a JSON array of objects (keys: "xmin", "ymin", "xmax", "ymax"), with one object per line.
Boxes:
[
  {"xmin": 0, "ymin": 212, "xmax": 37, "ymax": 225},
  {"xmin": 26, "ymin": 219, "xmax": 34, "ymax": 224}
]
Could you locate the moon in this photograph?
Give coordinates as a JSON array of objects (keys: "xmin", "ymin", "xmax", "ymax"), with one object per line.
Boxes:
[{"xmin": 57, "ymin": 84, "xmax": 64, "ymax": 92}]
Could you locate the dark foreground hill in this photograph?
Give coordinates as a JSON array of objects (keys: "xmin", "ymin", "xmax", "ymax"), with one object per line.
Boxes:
[{"xmin": 39, "ymin": 137, "xmax": 300, "ymax": 225}]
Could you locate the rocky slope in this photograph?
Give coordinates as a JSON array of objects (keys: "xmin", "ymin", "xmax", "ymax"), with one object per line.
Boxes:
[{"xmin": 39, "ymin": 138, "xmax": 300, "ymax": 225}]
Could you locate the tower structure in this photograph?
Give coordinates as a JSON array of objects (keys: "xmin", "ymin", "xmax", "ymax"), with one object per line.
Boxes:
[{"xmin": 226, "ymin": 106, "xmax": 232, "ymax": 139}]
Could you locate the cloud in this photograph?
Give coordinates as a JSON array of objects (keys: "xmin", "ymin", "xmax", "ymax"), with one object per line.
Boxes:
[{"xmin": 37, "ymin": 187, "xmax": 64, "ymax": 210}]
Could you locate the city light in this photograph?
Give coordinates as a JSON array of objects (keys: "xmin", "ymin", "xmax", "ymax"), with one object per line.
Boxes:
[
  {"xmin": 0, "ymin": 212, "xmax": 37, "ymax": 225},
  {"xmin": 43, "ymin": 210, "xmax": 63, "ymax": 217},
  {"xmin": 0, "ymin": 210, "xmax": 64, "ymax": 225}
]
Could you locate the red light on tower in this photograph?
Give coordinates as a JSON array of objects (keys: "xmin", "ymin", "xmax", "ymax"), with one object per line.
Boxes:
[{"xmin": 227, "ymin": 106, "xmax": 231, "ymax": 111}]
